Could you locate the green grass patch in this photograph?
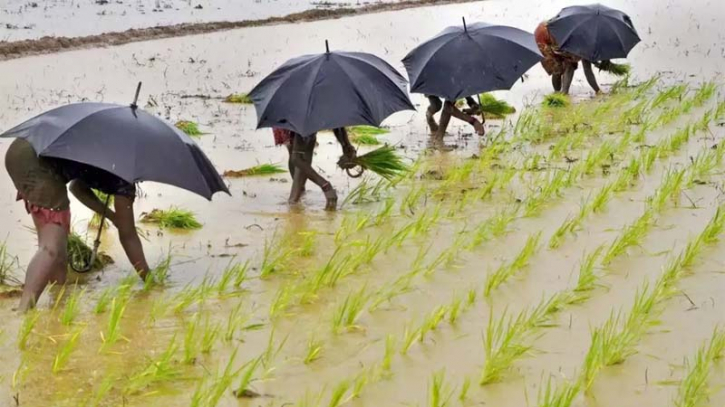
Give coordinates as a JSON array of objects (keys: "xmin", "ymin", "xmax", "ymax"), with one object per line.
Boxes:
[
  {"xmin": 223, "ymin": 163, "xmax": 286, "ymax": 178},
  {"xmin": 224, "ymin": 93, "xmax": 254, "ymax": 104},
  {"xmin": 175, "ymin": 120, "xmax": 204, "ymax": 137},
  {"xmin": 140, "ymin": 207, "xmax": 202, "ymax": 229},
  {"xmin": 350, "ymin": 126, "xmax": 387, "ymax": 145},
  {"xmin": 597, "ymin": 62, "xmax": 631, "ymax": 77}
]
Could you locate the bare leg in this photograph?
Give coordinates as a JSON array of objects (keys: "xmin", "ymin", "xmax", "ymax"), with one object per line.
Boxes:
[
  {"xmin": 582, "ymin": 60, "xmax": 601, "ymax": 94},
  {"xmin": 552, "ymin": 74, "xmax": 562, "ymax": 92},
  {"xmin": 426, "ymin": 96, "xmax": 442, "ymax": 134},
  {"xmin": 289, "ymin": 135, "xmax": 337, "ymax": 210},
  {"xmin": 114, "ymin": 195, "xmax": 150, "ymax": 280},
  {"xmin": 19, "ymin": 220, "xmax": 68, "ymax": 311},
  {"xmin": 561, "ymin": 64, "xmax": 576, "ymax": 95},
  {"xmin": 433, "ymin": 101, "xmax": 453, "ymax": 142},
  {"xmin": 285, "ymin": 143, "xmax": 295, "ymax": 180}
]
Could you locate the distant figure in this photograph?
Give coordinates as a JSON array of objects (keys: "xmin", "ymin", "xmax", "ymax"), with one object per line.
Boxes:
[
  {"xmin": 5, "ymin": 139, "xmax": 150, "ymax": 311},
  {"xmin": 426, "ymin": 95, "xmax": 485, "ymax": 143},
  {"xmin": 273, "ymin": 127, "xmax": 356, "ymax": 211},
  {"xmin": 534, "ymin": 21, "xmax": 601, "ymax": 95}
]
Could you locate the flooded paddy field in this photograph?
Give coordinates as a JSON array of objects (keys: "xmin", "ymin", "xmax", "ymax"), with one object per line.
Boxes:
[{"xmin": 0, "ymin": 0, "xmax": 724, "ymax": 406}]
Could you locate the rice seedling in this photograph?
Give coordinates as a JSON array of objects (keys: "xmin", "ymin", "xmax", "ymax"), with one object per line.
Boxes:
[
  {"xmin": 537, "ymin": 376, "xmax": 580, "ymax": 407},
  {"xmin": 183, "ymin": 314, "xmax": 201, "ymax": 364},
  {"xmin": 304, "ymin": 335, "xmax": 323, "ymax": 364},
  {"xmin": 651, "ymin": 84, "xmax": 688, "ymax": 110},
  {"xmin": 447, "ymin": 296, "xmax": 463, "ymax": 324},
  {"xmin": 381, "ymin": 334, "xmax": 396, "ymax": 374},
  {"xmin": 84, "ymin": 374, "xmax": 115, "ymax": 407},
  {"xmin": 459, "ymin": 376, "xmax": 471, "ymax": 402},
  {"xmin": 350, "ymin": 145, "xmax": 409, "ymax": 180},
  {"xmin": 261, "ymin": 327, "xmax": 289, "ymax": 376},
  {"xmin": 191, "ymin": 348, "xmax": 239, "ymax": 407},
  {"xmin": 223, "ymin": 163, "xmax": 286, "ymax": 177},
  {"xmin": 67, "ymin": 231, "xmax": 114, "ymax": 271},
  {"xmin": 649, "ymin": 167, "xmax": 687, "ymax": 212},
  {"xmin": 269, "ymin": 284, "xmax": 295, "ymax": 318},
  {"xmin": 601, "ymin": 209, "xmax": 654, "ymax": 265},
  {"xmin": 18, "ymin": 310, "xmax": 40, "ymax": 350},
  {"xmin": 484, "ymin": 232, "xmax": 541, "ymax": 297},
  {"xmin": 543, "ymin": 93, "xmax": 570, "ymax": 108},
  {"xmin": 688, "ymin": 149, "xmax": 719, "ymax": 185},
  {"xmin": 94, "ymin": 286, "xmax": 114, "ymax": 314},
  {"xmin": 125, "ymin": 338, "xmax": 183, "ymax": 395},
  {"xmin": 673, "ymin": 327, "xmax": 725, "ymax": 407},
  {"xmin": 100, "ymin": 295, "xmax": 128, "ymax": 350},
  {"xmin": 429, "ymin": 369, "xmax": 455, "ymax": 407},
  {"xmin": 52, "ymin": 327, "xmax": 84, "ymax": 373},
  {"xmin": 201, "ymin": 317, "xmax": 221, "ymax": 354},
  {"xmin": 260, "ymin": 234, "xmax": 298, "ymax": 278},
  {"xmin": 400, "ymin": 323, "xmax": 422, "ymax": 355},
  {"xmin": 327, "ymin": 379, "xmax": 351, "ymax": 407},
  {"xmin": 144, "ymin": 250, "xmax": 172, "ymax": 291},
  {"xmin": 549, "ymin": 215, "xmax": 579, "ymax": 249},
  {"xmin": 224, "ymin": 93, "xmax": 253, "ymax": 104},
  {"xmin": 569, "ymin": 246, "xmax": 605, "ymax": 304},
  {"xmin": 224, "ymin": 301, "xmax": 247, "ymax": 342},
  {"xmin": 233, "ymin": 356, "xmax": 263, "ymax": 398},
  {"xmin": 418, "ymin": 305, "xmax": 449, "ymax": 343},
  {"xmin": 175, "ymin": 120, "xmax": 204, "ymax": 136},
  {"xmin": 691, "ymin": 81, "xmax": 717, "ymax": 107},
  {"xmin": 0, "ymin": 241, "xmax": 20, "ymax": 286},
  {"xmin": 60, "ymin": 285, "xmax": 85, "ymax": 326},
  {"xmin": 331, "ymin": 286, "xmax": 369, "ymax": 333},
  {"xmin": 350, "ymin": 126, "xmax": 385, "ymax": 145},
  {"xmin": 479, "ymin": 308, "xmax": 532, "ymax": 385}
]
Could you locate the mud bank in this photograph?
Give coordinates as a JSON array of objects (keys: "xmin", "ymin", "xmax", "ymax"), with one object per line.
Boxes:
[{"xmin": 0, "ymin": 0, "xmax": 476, "ymax": 61}]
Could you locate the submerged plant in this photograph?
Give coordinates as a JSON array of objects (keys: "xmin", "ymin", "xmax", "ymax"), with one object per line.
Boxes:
[
  {"xmin": 223, "ymin": 163, "xmax": 286, "ymax": 178},
  {"xmin": 141, "ymin": 207, "xmax": 202, "ymax": 229}
]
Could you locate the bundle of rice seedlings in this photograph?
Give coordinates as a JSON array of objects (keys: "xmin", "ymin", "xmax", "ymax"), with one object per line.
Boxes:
[
  {"xmin": 477, "ymin": 93, "xmax": 516, "ymax": 118},
  {"xmin": 224, "ymin": 163, "xmax": 286, "ymax": 178},
  {"xmin": 67, "ymin": 231, "xmax": 114, "ymax": 271},
  {"xmin": 543, "ymin": 93, "xmax": 570, "ymax": 108},
  {"xmin": 349, "ymin": 145, "xmax": 408, "ymax": 180},
  {"xmin": 596, "ymin": 61, "xmax": 631, "ymax": 77},
  {"xmin": 224, "ymin": 93, "xmax": 254, "ymax": 104},
  {"xmin": 175, "ymin": 120, "xmax": 203, "ymax": 137},
  {"xmin": 350, "ymin": 126, "xmax": 387, "ymax": 145},
  {"xmin": 140, "ymin": 207, "xmax": 203, "ymax": 229}
]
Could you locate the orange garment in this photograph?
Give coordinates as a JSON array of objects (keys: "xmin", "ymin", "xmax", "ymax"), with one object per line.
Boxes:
[{"xmin": 534, "ymin": 21, "xmax": 580, "ymax": 76}]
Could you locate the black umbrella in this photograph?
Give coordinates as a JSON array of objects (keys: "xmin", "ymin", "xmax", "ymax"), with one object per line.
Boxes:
[
  {"xmin": 548, "ymin": 4, "xmax": 640, "ymax": 62},
  {"xmin": 249, "ymin": 41, "xmax": 415, "ymax": 137},
  {"xmin": 403, "ymin": 19, "xmax": 542, "ymax": 100},
  {"xmin": 0, "ymin": 86, "xmax": 229, "ymax": 201}
]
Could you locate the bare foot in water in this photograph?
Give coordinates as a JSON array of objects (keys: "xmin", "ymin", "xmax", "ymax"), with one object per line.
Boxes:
[{"xmin": 426, "ymin": 112, "xmax": 439, "ymax": 134}]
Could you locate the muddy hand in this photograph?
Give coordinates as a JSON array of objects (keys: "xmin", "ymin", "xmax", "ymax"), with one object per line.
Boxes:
[
  {"xmin": 324, "ymin": 187, "xmax": 338, "ymax": 211},
  {"xmin": 473, "ymin": 120, "xmax": 485, "ymax": 136}
]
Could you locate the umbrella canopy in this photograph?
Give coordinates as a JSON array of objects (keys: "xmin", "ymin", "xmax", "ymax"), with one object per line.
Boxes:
[
  {"xmin": 0, "ymin": 102, "xmax": 229, "ymax": 200},
  {"xmin": 548, "ymin": 4, "xmax": 640, "ymax": 61},
  {"xmin": 403, "ymin": 20, "xmax": 542, "ymax": 101},
  {"xmin": 249, "ymin": 45, "xmax": 415, "ymax": 137}
]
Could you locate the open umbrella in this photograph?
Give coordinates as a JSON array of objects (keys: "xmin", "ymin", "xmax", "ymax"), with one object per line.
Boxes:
[
  {"xmin": 1, "ymin": 84, "xmax": 228, "ymax": 200},
  {"xmin": 403, "ymin": 18, "xmax": 542, "ymax": 100},
  {"xmin": 1, "ymin": 83, "xmax": 229, "ymax": 271},
  {"xmin": 249, "ymin": 41, "xmax": 415, "ymax": 137},
  {"xmin": 547, "ymin": 4, "xmax": 640, "ymax": 62}
]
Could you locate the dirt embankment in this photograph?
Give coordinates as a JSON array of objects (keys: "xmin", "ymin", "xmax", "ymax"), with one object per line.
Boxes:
[{"xmin": 0, "ymin": 0, "xmax": 477, "ymax": 61}]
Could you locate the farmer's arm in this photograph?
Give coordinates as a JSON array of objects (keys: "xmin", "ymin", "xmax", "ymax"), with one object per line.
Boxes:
[
  {"xmin": 582, "ymin": 60, "xmax": 601, "ymax": 93},
  {"xmin": 68, "ymin": 179, "xmax": 117, "ymax": 223},
  {"xmin": 446, "ymin": 102, "xmax": 485, "ymax": 135},
  {"xmin": 333, "ymin": 128, "xmax": 356, "ymax": 159},
  {"xmin": 113, "ymin": 195, "xmax": 150, "ymax": 279}
]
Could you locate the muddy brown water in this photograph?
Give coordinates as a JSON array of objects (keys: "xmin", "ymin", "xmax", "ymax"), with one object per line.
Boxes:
[{"xmin": 0, "ymin": 0, "xmax": 724, "ymax": 406}]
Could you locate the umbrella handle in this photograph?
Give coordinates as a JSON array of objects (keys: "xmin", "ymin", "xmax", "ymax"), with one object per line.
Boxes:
[
  {"xmin": 70, "ymin": 195, "xmax": 110, "ymax": 273},
  {"xmin": 346, "ymin": 166, "xmax": 365, "ymax": 178},
  {"xmin": 131, "ymin": 82, "xmax": 142, "ymax": 109}
]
